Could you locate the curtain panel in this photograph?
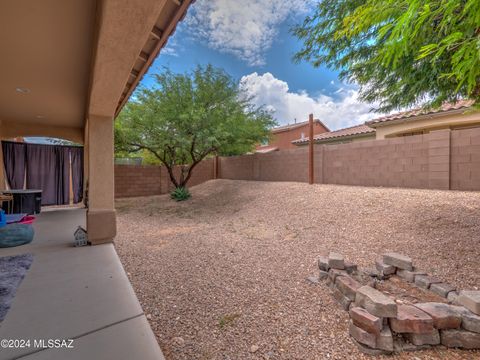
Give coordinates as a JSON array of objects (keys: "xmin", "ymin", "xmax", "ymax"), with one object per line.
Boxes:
[
  {"xmin": 2, "ymin": 141, "xmax": 27, "ymax": 189},
  {"xmin": 2, "ymin": 141, "xmax": 84, "ymax": 206}
]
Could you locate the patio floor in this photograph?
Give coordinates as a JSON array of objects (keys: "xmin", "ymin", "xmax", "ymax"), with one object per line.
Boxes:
[{"xmin": 0, "ymin": 208, "xmax": 163, "ymax": 360}]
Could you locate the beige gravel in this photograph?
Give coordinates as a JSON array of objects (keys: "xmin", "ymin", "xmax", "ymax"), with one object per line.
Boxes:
[{"xmin": 115, "ymin": 179, "xmax": 480, "ymax": 360}]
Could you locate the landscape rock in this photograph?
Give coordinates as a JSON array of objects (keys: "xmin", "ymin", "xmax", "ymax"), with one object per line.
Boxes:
[
  {"xmin": 414, "ymin": 302, "xmax": 463, "ymax": 329},
  {"xmin": 250, "ymin": 345, "xmax": 259, "ymax": 353},
  {"xmin": 171, "ymin": 337, "xmax": 185, "ymax": 347},
  {"xmin": 355, "ymin": 285, "xmax": 397, "ymax": 318},
  {"xmin": 349, "ymin": 307, "xmax": 382, "ymax": 334},
  {"xmin": 406, "ymin": 329, "xmax": 441, "ymax": 345},
  {"xmin": 396, "ymin": 268, "xmax": 426, "ymax": 283},
  {"xmin": 344, "ymin": 262, "xmax": 357, "ymax": 274},
  {"xmin": 375, "ymin": 259, "xmax": 396, "ymax": 276},
  {"xmin": 456, "ymin": 290, "xmax": 480, "ymax": 315},
  {"xmin": 383, "ymin": 253, "xmax": 413, "ymax": 271},
  {"xmin": 393, "ymin": 338, "xmax": 429, "ymax": 352},
  {"xmin": 336, "ymin": 276, "xmax": 361, "ymax": 301},
  {"xmin": 447, "ymin": 291, "xmax": 459, "ymax": 304},
  {"xmin": 332, "ymin": 287, "xmax": 352, "ymax": 311},
  {"xmin": 318, "ymin": 270, "xmax": 328, "ymax": 280},
  {"xmin": 328, "ymin": 268, "xmax": 347, "ymax": 283},
  {"xmin": 430, "ymin": 282, "xmax": 456, "ymax": 298},
  {"xmin": 352, "ymin": 339, "xmax": 390, "ymax": 355},
  {"xmin": 441, "ymin": 329, "xmax": 480, "ymax": 349},
  {"xmin": 306, "ymin": 275, "xmax": 319, "ymax": 284},
  {"xmin": 389, "ymin": 304, "xmax": 434, "ymax": 334},
  {"xmin": 376, "ymin": 326, "xmax": 394, "ymax": 351},
  {"xmin": 414, "ymin": 275, "xmax": 442, "ymax": 290},
  {"xmin": 328, "ymin": 252, "xmax": 345, "ymax": 270},
  {"xmin": 349, "ymin": 321, "xmax": 376, "ymax": 348},
  {"xmin": 461, "ymin": 309, "xmax": 480, "ymax": 333},
  {"xmin": 318, "ymin": 256, "xmax": 329, "ymax": 271}
]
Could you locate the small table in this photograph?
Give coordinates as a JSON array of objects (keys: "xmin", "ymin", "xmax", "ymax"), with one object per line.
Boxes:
[{"xmin": 1, "ymin": 190, "xmax": 43, "ymax": 215}]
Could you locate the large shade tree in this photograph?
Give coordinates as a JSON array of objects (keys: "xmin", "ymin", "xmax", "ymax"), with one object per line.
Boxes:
[
  {"xmin": 115, "ymin": 65, "xmax": 275, "ymax": 189},
  {"xmin": 293, "ymin": 0, "xmax": 480, "ymax": 112}
]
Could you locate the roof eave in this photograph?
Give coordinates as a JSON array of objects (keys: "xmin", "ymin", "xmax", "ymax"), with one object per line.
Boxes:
[
  {"xmin": 367, "ymin": 108, "xmax": 471, "ymax": 128},
  {"xmin": 292, "ymin": 131, "xmax": 375, "ymax": 146}
]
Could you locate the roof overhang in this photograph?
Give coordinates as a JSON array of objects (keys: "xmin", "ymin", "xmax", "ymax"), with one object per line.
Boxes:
[
  {"xmin": 0, "ymin": 0, "xmax": 194, "ymax": 139},
  {"xmin": 293, "ymin": 131, "xmax": 375, "ymax": 146},
  {"xmin": 88, "ymin": 0, "xmax": 194, "ymax": 119},
  {"xmin": 367, "ymin": 108, "xmax": 474, "ymax": 129}
]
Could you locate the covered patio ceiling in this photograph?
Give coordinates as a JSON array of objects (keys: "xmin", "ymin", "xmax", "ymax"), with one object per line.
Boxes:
[{"xmin": 0, "ymin": 0, "xmax": 193, "ymax": 141}]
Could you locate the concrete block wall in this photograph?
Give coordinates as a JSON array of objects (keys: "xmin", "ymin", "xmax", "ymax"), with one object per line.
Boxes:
[
  {"xmin": 115, "ymin": 165, "xmax": 162, "ymax": 198},
  {"xmin": 114, "ymin": 127, "xmax": 480, "ymax": 197},
  {"xmin": 322, "ymin": 134, "xmax": 432, "ymax": 189},
  {"xmin": 451, "ymin": 127, "xmax": 480, "ymax": 190},
  {"xmin": 218, "ymin": 127, "xmax": 480, "ymax": 191},
  {"xmin": 115, "ymin": 158, "xmax": 215, "ymax": 198},
  {"xmin": 218, "ymin": 154, "xmax": 255, "ymax": 180},
  {"xmin": 256, "ymin": 147, "xmax": 308, "ymax": 182}
]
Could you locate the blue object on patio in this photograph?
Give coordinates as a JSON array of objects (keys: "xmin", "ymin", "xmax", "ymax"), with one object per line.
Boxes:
[
  {"xmin": 0, "ymin": 253, "xmax": 34, "ymax": 322},
  {"xmin": 0, "ymin": 224, "xmax": 34, "ymax": 248},
  {"xmin": 0, "ymin": 210, "xmax": 5, "ymax": 228}
]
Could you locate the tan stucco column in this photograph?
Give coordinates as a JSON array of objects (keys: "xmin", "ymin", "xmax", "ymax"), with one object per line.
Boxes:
[{"xmin": 86, "ymin": 115, "xmax": 116, "ymax": 244}]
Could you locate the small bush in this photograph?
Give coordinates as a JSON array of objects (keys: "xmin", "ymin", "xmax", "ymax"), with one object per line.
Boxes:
[{"xmin": 170, "ymin": 187, "xmax": 191, "ymax": 201}]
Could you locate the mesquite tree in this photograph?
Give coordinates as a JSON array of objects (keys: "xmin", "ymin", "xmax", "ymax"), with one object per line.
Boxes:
[
  {"xmin": 115, "ymin": 65, "xmax": 275, "ymax": 189},
  {"xmin": 293, "ymin": 0, "xmax": 480, "ymax": 112}
]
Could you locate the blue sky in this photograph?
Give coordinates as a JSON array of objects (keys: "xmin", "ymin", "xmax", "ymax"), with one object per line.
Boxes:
[{"xmin": 140, "ymin": 0, "xmax": 378, "ymax": 130}]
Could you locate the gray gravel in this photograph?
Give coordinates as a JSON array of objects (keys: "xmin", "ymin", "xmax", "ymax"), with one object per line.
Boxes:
[{"xmin": 115, "ymin": 179, "xmax": 480, "ymax": 360}]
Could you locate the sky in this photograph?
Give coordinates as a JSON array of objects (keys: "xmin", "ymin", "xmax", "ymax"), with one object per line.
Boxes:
[{"xmin": 139, "ymin": 0, "xmax": 380, "ymax": 131}]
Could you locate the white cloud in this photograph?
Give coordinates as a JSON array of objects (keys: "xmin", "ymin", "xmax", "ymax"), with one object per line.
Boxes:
[
  {"xmin": 239, "ymin": 72, "xmax": 380, "ymax": 130},
  {"xmin": 186, "ymin": 0, "xmax": 313, "ymax": 66}
]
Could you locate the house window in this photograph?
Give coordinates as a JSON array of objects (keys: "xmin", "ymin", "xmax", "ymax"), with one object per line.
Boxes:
[{"xmin": 301, "ymin": 132, "xmax": 305, "ymax": 139}]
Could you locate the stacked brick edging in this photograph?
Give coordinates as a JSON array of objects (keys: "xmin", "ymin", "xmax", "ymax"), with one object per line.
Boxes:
[
  {"xmin": 218, "ymin": 127, "xmax": 480, "ymax": 191},
  {"xmin": 316, "ymin": 252, "xmax": 480, "ymax": 355}
]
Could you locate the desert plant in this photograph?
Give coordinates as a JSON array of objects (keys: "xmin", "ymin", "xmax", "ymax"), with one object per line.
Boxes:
[{"xmin": 170, "ymin": 187, "xmax": 191, "ymax": 201}]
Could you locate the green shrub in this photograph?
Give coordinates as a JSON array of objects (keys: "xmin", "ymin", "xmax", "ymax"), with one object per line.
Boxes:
[{"xmin": 170, "ymin": 187, "xmax": 191, "ymax": 201}]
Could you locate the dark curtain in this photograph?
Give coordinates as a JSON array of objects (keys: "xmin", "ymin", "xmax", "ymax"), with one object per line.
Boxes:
[
  {"xmin": 56, "ymin": 146, "xmax": 70, "ymax": 205},
  {"xmin": 2, "ymin": 141, "xmax": 26, "ymax": 189},
  {"xmin": 70, "ymin": 147, "xmax": 84, "ymax": 203},
  {"xmin": 26, "ymin": 144, "xmax": 70, "ymax": 205}
]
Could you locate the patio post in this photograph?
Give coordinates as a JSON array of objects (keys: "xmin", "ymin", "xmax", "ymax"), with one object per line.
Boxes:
[
  {"xmin": 86, "ymin": 114, "xmax": 116, "ymax": 244},
  {"xmin": 308, "ymin": 113, "xmax": 314, "ymax": 184}
]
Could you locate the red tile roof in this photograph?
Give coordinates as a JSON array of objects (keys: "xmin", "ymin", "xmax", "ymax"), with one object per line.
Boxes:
[
  {"xmin": 292, "ymin": 124, "xmax": 375, "ymax": 144},
  {"xmin": 272, "ymin": 119, "xmax": 330, "ymax": 133},
  {"xmin": 366, "ymin": 100, "xmax": 474, "ymax": 127}
]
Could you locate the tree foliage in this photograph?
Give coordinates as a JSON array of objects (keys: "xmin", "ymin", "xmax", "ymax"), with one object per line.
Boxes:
[
  {"xmin": 115, "ymin": 65, "xmax": 275, "ymax": 188},
  {"xmin": 293, "ymin": 0, "xmax": 480, "ymax": 112}
]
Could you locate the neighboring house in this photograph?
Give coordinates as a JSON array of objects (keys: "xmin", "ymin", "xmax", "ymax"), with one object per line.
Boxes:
[
  {"xmin": 292, "ymin": 124, "xmax": 375, "ymax": 146},
  {"xmin": 366, "ymin": 100, "xmax": 478, "ymax": 139},
  {"xmin": 293, "ymin": 100, "xmax": 479, "ymax": 146},
  {"xmin": 256, "ymin": 119, "xmax": 330, "ymax": 152}
]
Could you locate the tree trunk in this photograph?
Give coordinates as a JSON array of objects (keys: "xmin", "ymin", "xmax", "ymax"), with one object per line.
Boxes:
[{"xmin": 165, "ymin": 165, "xmax": 179, "ymax": 189}]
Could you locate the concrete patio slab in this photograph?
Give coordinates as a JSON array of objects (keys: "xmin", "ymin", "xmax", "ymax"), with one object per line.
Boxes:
[
  {"xmin": 0, "ymin": 209, "xmax": 163, "ymax": 359},
  {"xmin": 20, "ymin": 315, "xmax": 164, "ymax": 360}
]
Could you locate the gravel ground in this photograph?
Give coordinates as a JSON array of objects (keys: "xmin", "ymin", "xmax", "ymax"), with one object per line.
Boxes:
[{"xmin": 115, "ymin": 180, "xmax": 480, "ymax": 360}]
